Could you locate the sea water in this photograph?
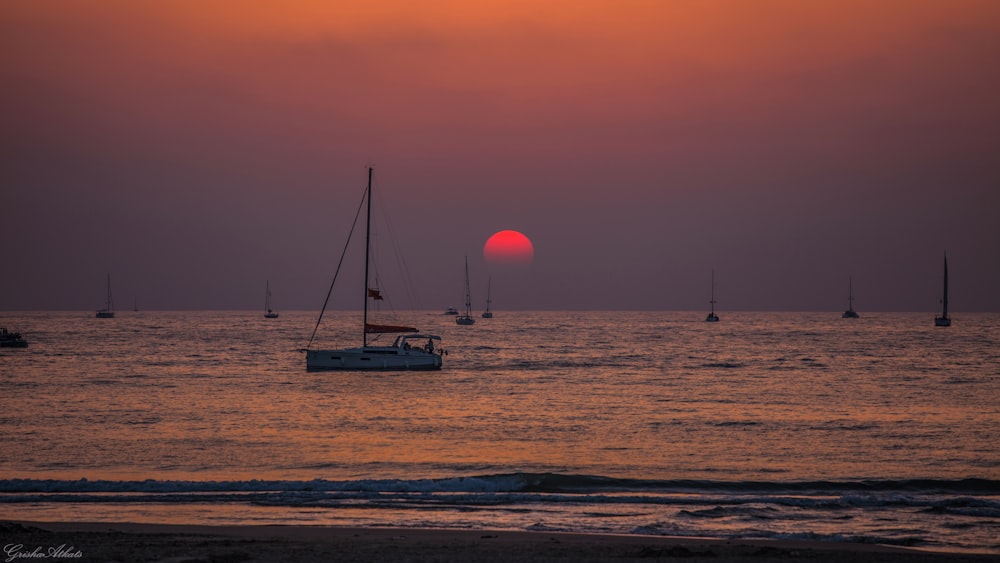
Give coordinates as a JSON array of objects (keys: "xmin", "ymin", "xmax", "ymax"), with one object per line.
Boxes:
[{"xmin": 1, "ymin": 311, "xmax": 998, "ymax": 553}]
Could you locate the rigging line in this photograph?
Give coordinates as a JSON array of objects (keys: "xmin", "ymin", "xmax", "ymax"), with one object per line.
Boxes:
[
  {"xmin": 305, "ymin": 182, "xmax": 368, "ymax": 351},
  {"xmin": 367, "ymin": 179, "xmax": 410, "ymax": 316},
  {"xmin": 374, "ymin": 184, "xmax": 421, "ymax": 310}
]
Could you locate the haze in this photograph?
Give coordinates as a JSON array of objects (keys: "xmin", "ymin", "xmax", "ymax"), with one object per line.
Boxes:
[{"xmin": 2, "ymin": 1, "xmax": 998, "ymax": 312}]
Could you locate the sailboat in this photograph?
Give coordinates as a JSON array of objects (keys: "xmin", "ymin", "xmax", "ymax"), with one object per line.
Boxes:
[
  {"xmin": 481, "ymin": 276, "xmax": 493, "ymax": 318},
  {"xmin": 705, "ymin": 270, "xmax": 719, "ymax": 322},
  {"xmin": 264, "ymin": 281, "xmax": 279, "ymax": 318},
  {"xmin": 842, "ymin": 277, "xmax": 860, "ymax": 318},
  {"xmin": 96, "ymin": 273, "xmax": 115, "ymax": 318},
  {"xmin": 456, "ymin": 256, "xmax": 476, "ymax": 325},
  {"xmin": 935, "ymin": 253, "xmax": 951, "ymax": 327},
  {"xmin": 305, "ymin": 167, "xmax": 443, "ymax": 371},
  {"xmin": 0, "ymin": 327, "xmax": 28, "ymax": 348}
]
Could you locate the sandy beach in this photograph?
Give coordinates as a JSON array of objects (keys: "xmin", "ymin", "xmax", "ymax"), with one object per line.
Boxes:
[{"xmin": 3, "ymin": 522, "xmax": 996, "ymax": 563}]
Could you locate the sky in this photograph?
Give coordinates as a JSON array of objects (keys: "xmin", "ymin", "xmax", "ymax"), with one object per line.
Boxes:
[{"xmin": 2, "ymin": 1, "xmax": 999, "ymax": 312}]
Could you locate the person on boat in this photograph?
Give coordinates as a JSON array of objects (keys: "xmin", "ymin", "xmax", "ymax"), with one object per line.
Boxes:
[{"xmin": 426, "ymin": 339, "xmax": 434, "ymax": 353}]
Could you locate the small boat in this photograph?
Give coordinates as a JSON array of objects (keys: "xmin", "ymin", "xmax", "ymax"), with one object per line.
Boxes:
[
  {"xmin": 444, "ymin": 307, "xmax": 458, "ymax": 315},
  {"xmin": 705, "ymin": 270, "xmax": 719, "ymax": 322},
  {"xmin": 96, "ymin": 273, "xmax": 115, "ymax": 318},
  {"xmin": 305, "ymin": 167, "xmax": 443, "ymax": 371},
  {"xmin": 935, "ymin": 253, "xmax": 951, "ymax": 327},
  {"xmin": 456, "ymin": 256, "xmax": 476, "ymax": 325},
  {"xmin": 481, "ymin": 276, "xmax": 493, "ymax": 318},
  {"xmin": 0, "ymin": 327, "xmax": 28, "ymax": 348},
  {"xmin": 264, "ymin": 281, "xmax": 279, "ymax": 318},
  {"xmin": 842, "ymin": 277, "xmax": 860, "ymax": 318}
]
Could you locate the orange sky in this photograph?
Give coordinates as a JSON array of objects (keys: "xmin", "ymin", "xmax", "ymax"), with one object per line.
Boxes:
[{"xmin": 2, "ymin": 1, "xmax": 999, "ymax": 310}]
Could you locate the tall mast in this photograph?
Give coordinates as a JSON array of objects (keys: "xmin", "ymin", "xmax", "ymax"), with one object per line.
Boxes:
[
  {"xmin": 848, "ymin": 277, "xmax": 854, "ymax": 310},
  {"xmin": 942, "ymin": 253, "xmax": 949, "ymax": 318},
  {"xmin": 363, "ymin": 167, "xmax": 373, "ymax": 347},
  {"xmin": 106, "ymin": 273, "xmax": 114, "ymax": 312},
  {"xmin": 464, "ymin": 256, "xmax": 472, "ymax": 316},
  {"xmin": 710, "ymin": 269, "xmax": 716, "ymax": 315}
]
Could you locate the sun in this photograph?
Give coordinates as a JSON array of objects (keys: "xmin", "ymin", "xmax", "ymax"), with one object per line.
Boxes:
[{"xmin": 484, "ymin": 230, "xmax": 534, "ymax": 266}]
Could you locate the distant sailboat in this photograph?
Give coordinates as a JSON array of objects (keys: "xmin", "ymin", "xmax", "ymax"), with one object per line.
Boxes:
[
  {"xmin": 935, "ymin": 253, "xmax": 951, "ymax": 327},
  {"xmin": 481, "ymin": 276, "xmax": 493, "ymax": 318},
  {"xmin": 0, "ymin": 327, "xmax": 28, "ymax": 348},
  {"xmin": 705, "ymin": 270, "xmax": 719, "ymax": 322},
  {"xmin": 96, "ymin": 273, "xmax": 115, "ymax": 318},
  {"xmin": 264, "ymin": 281, "xmax": 279, "ymax": 318},
  {"xmin": 456, "ymin": 256, "xmax": 476, "ymax": 325},
  {"xmin": 842, "ymin": 277, "xmax": 860, "ymax": 318}
]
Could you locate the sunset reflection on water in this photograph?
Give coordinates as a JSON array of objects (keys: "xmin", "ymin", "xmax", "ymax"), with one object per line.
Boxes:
[{"xmin": 2, "ymin": 311, "xmax": 996, "ymax": 483}]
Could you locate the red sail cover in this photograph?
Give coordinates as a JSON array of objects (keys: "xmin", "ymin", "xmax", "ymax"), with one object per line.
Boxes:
[{"xmin": 365, "ymin": 322, "xmax": 417, "ymax": 334}]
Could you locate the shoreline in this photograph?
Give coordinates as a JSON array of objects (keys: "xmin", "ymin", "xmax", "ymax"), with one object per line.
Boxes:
[{"xmin": 4, "ymin": 522, "xmax": 996, "ymax": 562}]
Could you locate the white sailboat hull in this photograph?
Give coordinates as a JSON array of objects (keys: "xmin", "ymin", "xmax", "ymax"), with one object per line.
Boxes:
[{"xmin": 307, "ymin": 347, "xmax": 442, "ymax": 371}]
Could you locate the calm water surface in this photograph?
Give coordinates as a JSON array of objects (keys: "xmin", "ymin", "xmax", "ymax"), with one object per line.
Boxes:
[{"xmin": 1, "ymin": 311, "xmax": 998, "ymax": 552}]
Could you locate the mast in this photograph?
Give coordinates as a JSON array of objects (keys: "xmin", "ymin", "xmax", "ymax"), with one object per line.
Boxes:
[
  {"xmin": 709, "ymin": 269, "xmax": 716, "ymax": 315},
  {"xmin": 848, "ymin": 277, "xmax": 854, "ymax": 310},
  {"xmin": 942, "ymin": 253, "xmax": 949, "ymax": 318},
  {"xmin": 363, "ymin": 167, "xmax": 373, "ymax": 347},
  {"xmin": 106, "ymin": 273, "xmax": 114, "ymax": 312},
  {"xmin": 464, "ymin": 256, "xmax": 472, "ymax": 316},
  {"xmin": 486, "ymin": 276, "xmax": 492, "ymax": 313}
]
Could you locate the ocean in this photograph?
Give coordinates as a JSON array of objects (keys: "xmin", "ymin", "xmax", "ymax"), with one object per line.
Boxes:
[{"xmin": 1, "ymin": 310, "xmax": 998, "ymax": 553}]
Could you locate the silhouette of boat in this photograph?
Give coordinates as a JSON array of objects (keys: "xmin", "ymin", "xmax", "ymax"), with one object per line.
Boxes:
[
  {"xmin": 96, "ymin": 274, "xmax": 115, "ymax": 318},
  {"xmin": 935, "ymin": 253, "xmax": 951, "ymax": 327},
  {"xmin": 842, "ymin": 277, "xmax": 860, "ymax": 318},
  {"xmin": 0, "ymin": 327, "xmax": 28, "ymax": 348},
  {"xmin": 456, "ymin": 256, "xmax": 476, "ymax": 325},
  {"xmin": 481, "ymin": 276, "xmax": 493, "ymax": 318},
  {"xmin": 264, "ymin": 281, "xmax": 279, "ymax": 318},
  {"xmin": 705, "ymin": 270, "xmax": 719, "ymax": 322}
]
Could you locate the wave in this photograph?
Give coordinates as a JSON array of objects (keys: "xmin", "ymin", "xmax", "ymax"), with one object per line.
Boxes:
[
  {"xmin": 3, "ymin": 473, "xmax": 998, "ymax": 497},
  {"xmin": 3, "ymin": 473, "xmax": 998, "ymax": 553}
]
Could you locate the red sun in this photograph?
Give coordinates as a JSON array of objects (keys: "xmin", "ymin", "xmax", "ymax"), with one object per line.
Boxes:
[{"xmin": 484, "ymin": 230, "xmax": 534, "ymax": 266}]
